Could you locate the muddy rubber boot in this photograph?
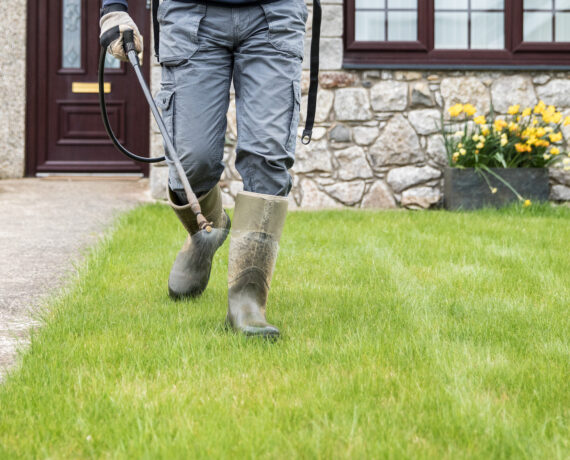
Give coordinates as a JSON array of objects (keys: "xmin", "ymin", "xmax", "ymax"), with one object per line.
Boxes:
[
  {"xmin": 227, "ymin": 191, "xmax": 288, "ymax": 338},
  {"xmin": 168, "ymin": 184, "xmax": 230, "ymax": 299}
]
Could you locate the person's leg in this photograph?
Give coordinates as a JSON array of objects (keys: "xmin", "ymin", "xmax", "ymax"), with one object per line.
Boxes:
[
  {"xmin": 156, "ymin": 2, "xmax": 234, "ymax": 298},
  {"xmin": 227, "ymin": 0, "xmax": 307, "ymax": 336}
]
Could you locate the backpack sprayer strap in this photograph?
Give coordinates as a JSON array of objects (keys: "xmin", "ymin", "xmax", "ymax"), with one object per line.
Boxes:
[
  {"xmin": 301, "ymin": 0, "xmax": 321, "ymax": 145},
  {"xmin": 151, "ymin": 0, "xmax": 321, "ymax": 145}
]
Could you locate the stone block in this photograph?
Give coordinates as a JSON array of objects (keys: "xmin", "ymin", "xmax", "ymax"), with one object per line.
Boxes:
[
  {"xmin": 321, "ymin": 4, "xmax": 343, "ymax": 38},
  {"xmin": 427, "ymin": 134, "xmax": 448, "ymax": 168},
  {"xmin": 301, "ymin": 89, "xmax": 334, "ymax": 123},
  {"xmin": 369, "ymin": 114, "xmax": 424, "ymax": 168},
  {"xmin": 304, "ymin": 38, "xmax": 343, "ymax": 70},
  {"xmin": 536, "ymin": 79, "xmax": 570, "ymax": 108},
  {"xmin": 408, "ymin": 109, "xmax": 442, "ymax": 135},
  {"xmin": 319, "ymin": 71, "xmax": 358, "ymax": 89},
  {"xmin": 440, "ymin": 77, "xmax": 491, "ymax": 116},
  {"xmin": 361, "ymin": 181, "xmax": 397, "ymax": 209},
  {"xmin": 550, "ymin": 184, "xmax": 570, "ymax": 201},
  {"xmin": 300, "ymin": 179, "xmax": 344, "ymax": 209},
  {"xmin": 323, "ymin": 181, "xmax": 366, "ymax": 205},
  {"xmin": 491, "ymin": 76, "xmax": 537, "ymax": 114},
  {"xmin": 410, "ymin": 82, "xmax": 435, "ymax": 108},
  {"xmin": 370, "ymin": 81, "xmax": 408, "ymax": 112},
  {"xmin": 292, "ymin": 139, "xmax": 333, "ymax": 173},
  {"xmin": 353, "ymin": 126, "xmax": 380, "ymax": 146},
  {"xmin": 387, "ymin": 165, "xmax": 442, "ymax": 193},
  {"xmin": 334, "ymin": 88, "xmax": 372, "ymax": 121},
  {"xmin": 401, "ymin": 186, "xmax": 442, "ymax": 209},
  {"xmin": 150, "ymin": 165, "xmax": 169, "ymax": 200},
  {"xmin": 550, "ymin": 167, "xmax": 570, "ymax": 187},
  {"xmin": 329, "ymin": 123, "xmax": 352, "ymax": 143},
  {"xmin": 333, "ymin": 146, "xmax": 373, "ymax": 180}
]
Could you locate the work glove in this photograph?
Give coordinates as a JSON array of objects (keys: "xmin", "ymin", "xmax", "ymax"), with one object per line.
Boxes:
[{"xmin": 100, "ymin": 7, "xmax": 144, "ymax": 62}]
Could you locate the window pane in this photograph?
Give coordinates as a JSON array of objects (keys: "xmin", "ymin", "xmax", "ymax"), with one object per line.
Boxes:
[
  {"xmin": 387, "ymin": 0, "xmax": 415, "ymax": 8},
  {"xmin": 524, "ymin": 0, "xmax": 552, "ymax": 9},
  {"xmin": 472, "ymin": 0, "xmax": 504, "ymax": 9},
  {"xmin": 524, "ymin": 12, "xmax": 553, "ymax": 41},
  {"xmin": 435, "ymin": 12, "xmax": 468, "ymax": 49},
  {"xmin": 556, "ymin": 0, "xmax": 570, "ymax": 9},
  {"xmin": 356, "ymin": 0, "xmax": 384, "ymax": 8},
  {"xmin": 388, "ymin": 11, "xmax": 417, "ymax": 41},
  {"xmin": 556, "ymin": 12, "xmax": 570, "ymax": 40},
  {"xmin": 356, "ymin": 11, "xmax": 385, "ymax": 41},
  {"xmin": 62, "ymin": 0, "xmax": 81, "ymax": 69},
  {"xmin": 435, "ymin": 0, "xmax": 468, "ymax": 9},
  {"xmin": 471, "ymin": 12, "xmax": 504, "ymax": 49}
]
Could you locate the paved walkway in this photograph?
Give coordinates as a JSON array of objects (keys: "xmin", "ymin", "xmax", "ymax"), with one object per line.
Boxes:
[{"xmin": 0, "ymin": 178, "xmax": 151, "ymax": 381}]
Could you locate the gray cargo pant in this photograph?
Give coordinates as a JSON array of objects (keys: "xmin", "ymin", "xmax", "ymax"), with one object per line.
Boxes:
[{"xmin": 155, "ymin": 0, "xmax": 308, "ymax": 198}]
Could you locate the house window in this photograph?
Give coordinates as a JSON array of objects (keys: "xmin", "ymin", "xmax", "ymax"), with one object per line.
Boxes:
[{"xmin": 344, "ymin": 0, "xmax": 570, "ymax": 68}]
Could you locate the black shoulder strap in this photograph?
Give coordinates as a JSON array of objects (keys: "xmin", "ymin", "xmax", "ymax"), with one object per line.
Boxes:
[
  {"xmin": 301, "ymin": 0, "xmax": 321, "ymax": 145},
  {"xmin": 152, "ymin": 0, "xmax": 160, "ymax": 60}
]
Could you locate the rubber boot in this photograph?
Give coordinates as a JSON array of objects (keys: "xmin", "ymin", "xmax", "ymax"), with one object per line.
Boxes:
[
  {"xmin": 168, "ymin": 184, "xmax": 230, "ymax": 299},
  {"xmin": 227, "ymin": 191, "xmax": 288, "ymax": 338}
]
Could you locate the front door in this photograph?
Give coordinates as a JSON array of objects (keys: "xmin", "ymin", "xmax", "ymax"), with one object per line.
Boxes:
[{"xmin": 26, "ymin": 0, "xmax": 151, "ymax": 176}]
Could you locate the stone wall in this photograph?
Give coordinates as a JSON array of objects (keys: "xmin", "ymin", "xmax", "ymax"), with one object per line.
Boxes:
[
  {"xmin": 149, "ymin": 0, "xmax": 570, "ymax": 207},
  {"xmin": 0, "ymin": 0, "xmax": 27, "ymax": 179}
]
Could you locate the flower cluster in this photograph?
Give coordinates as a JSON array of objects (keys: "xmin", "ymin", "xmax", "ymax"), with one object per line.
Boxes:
[{"xmin": 444, "ymin": 101, "xmax": 570, "ymax": 170}]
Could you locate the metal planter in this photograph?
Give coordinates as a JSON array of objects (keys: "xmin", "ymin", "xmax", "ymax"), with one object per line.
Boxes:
[{"xmin": 444, "ymin": 167, "xmax": 550, "ymax": 210}]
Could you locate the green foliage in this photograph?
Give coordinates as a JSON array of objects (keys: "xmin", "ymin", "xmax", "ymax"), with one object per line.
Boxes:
[{"xmin": 0, "ymin": 204, "xmax": 569, "ymax": 459}]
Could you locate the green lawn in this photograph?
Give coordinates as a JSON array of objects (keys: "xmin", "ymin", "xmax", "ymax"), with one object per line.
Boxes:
[{"xmin": 0, "ymin": 204, "xmax": 569, "ymax": 459}]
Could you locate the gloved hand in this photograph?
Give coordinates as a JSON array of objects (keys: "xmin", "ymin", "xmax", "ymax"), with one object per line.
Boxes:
[{"xmin": 100, "ymin": 8, "xmax": 143, "ymax": 62}]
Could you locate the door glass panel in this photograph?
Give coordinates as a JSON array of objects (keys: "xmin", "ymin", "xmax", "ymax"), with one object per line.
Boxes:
[
  {"xmin": 356, "ymin": 0, "xmax": 383, "ymax": 8},
  {"xmin": 62, "ymin": 0, "xmax": 82, "ymax": 69},
  {"xmin": 105, "ymin": 54, "xmax": 122, "ymax": 70},
  {"xmin": 435, "ymin": 0, "xmax": 468, "ymax": 9},
  {"xmin": 557, "ymin": 0, "xmax": 570, "ymax": 8},
  {"xmin": 525, "ymin": 0, "xmax": 552, "ymax": 9},
  {"xmin": 355, "ymin": 0, "xmax": 417, "ymax": 41}
]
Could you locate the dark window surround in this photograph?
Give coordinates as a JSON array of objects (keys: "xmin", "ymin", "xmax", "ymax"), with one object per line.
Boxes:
[{"xmin": 344, "ymin": 0, "xmax": 570, "ymax": 69}]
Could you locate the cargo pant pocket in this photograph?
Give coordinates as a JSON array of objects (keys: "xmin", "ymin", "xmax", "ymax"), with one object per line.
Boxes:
[
  {"xmin": 155, "ymin": 88, "xmax": 175, "ymax": 147},
  {"xmin": 157, "ymin": 1, "xmax": 207, "ymax": 65},
  {"xmin": 286, "ymin": 80, "xmax": 301, "ymax": 154},
  {"xmin": 260, "ymin": 0, "xmax": 308, "ymax": 60}
]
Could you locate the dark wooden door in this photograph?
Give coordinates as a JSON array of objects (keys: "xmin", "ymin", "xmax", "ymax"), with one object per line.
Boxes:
[{"xmin": 26, "ymin": 0, "xmax": 151, "ymax": 176}]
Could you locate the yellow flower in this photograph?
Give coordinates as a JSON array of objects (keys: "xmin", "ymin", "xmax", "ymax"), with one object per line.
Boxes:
[
  {"xmin": 452, "ymin": 152, "xmax": 460, "ymax": 162},
  {"xmin": 507, "ymin": 104, "xmax": 520, "ymax": 115},
  {"xmin": 534, "ymin": 100, "xmax": 546, "ymax": 114},
  {"xmin": 482, "ymin": 128, "xmax": 490, "ymax": 136},
  {"xmin": 564, "ymin": 116, "xmax": 570, "ymax": 126},
  {"xmin": 458, "ymin": 143, "xmax": 463, "ymax": 148},
  {"xmin": 491, "ymin": 187, "xmax": 498, "ymax": 194},
  {"xmin": 476, "ymin": 142, "xmax": 484, "ymax": 149},
  {"xmin": 535, "ymin": 127, "xmax": 546, "ymax": 138},
  {"xmin": 474, "ymin": 115, "xmax": 486, "ymax": 125},
  {"xmin": 535, "ymin": 139, "xmax": 550, "ymax": 147},
  {"xmin": 494, "ymin": 119, "xmax": 508, "ymax": 131},
  {"xmin": 549, "ymin": 132, "xmax": 563, "ymax": 143},
  {"xmin": 523, "ymin": 199, "xmax": 532, "ymax": 208},
  {"xmin": 460, "ymin": 148, "xmax": 467, "ymax": 155},
  {"xmin": 551, "ymin": 147, "xmax": 560, "ymax": 155},
  {"xmin": 472, "ymin": 134, "xmax": 480, "ymax": 142},
  {"xmin": 500, "ymin": 134, "xmax": 508, "ymax": 146},
  {"xmin": 449, "ymin": 103, "xmax": 464, "ymax": 117},
  {"xmin": 543, "ymin": 153, "xmax": 551, "ymax": 160},
  {"xmin": 552, "ymin": 112, "xmax": 563, "ymax": 124},
  {"xmin": 522, "ymin": 108, "xmax": 532, "ymax": 117},
  {"xmin": 463, "ymin": 104, "xmax": 477, "ymax": 117},
  {"xmin": 542, "ymin": 112, "xmax": 553, "ymax": 124},
  {"xmin": 533, "ymin": 118, "xmax": 539, "ymax": 125},
  {"xmin": 454, "ymin": 130, "xmax": 464, "ymax": 137},
  {"xmin": 545, "ymin": 127, "xmax": 554, "ymax": 133},
  {"xmin": 515, "ymin": 143, "xmax": 531, "ymax": 153},
  {"xmin": 509, "ymin": 123, "xmax": 519, "ymax": 133}
]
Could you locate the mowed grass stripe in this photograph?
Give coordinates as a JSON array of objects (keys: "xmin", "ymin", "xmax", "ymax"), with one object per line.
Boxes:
[{"xmin": 0, "ymin": 204, "xmax": 568, "ymax": 459}]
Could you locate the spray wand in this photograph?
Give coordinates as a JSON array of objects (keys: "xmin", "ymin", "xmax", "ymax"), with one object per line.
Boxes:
[{"xmin": 99, "ymin": 30, "xmax": 213, "ymax": 233}]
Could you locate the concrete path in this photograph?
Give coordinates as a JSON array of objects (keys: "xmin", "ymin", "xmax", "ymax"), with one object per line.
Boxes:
[{"xmin": 0, "ymin": 178, "xmax": 151, "ymax": 381}]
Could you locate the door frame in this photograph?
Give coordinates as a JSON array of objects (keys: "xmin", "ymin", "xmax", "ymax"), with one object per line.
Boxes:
[{"xmin": 25, "ymin": 0, "xmax": 151, "ymax": 176}]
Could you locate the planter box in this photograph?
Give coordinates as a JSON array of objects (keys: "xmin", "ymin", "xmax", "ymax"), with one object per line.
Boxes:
[{"xmin": 444, "ymin": 167, "xmax": 550, "ymax": 210}]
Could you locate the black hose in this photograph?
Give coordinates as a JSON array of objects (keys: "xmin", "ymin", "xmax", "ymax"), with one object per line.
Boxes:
[{"xmin": 98, "ymin": 46, "xmax": 165, "ymax": 164}]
